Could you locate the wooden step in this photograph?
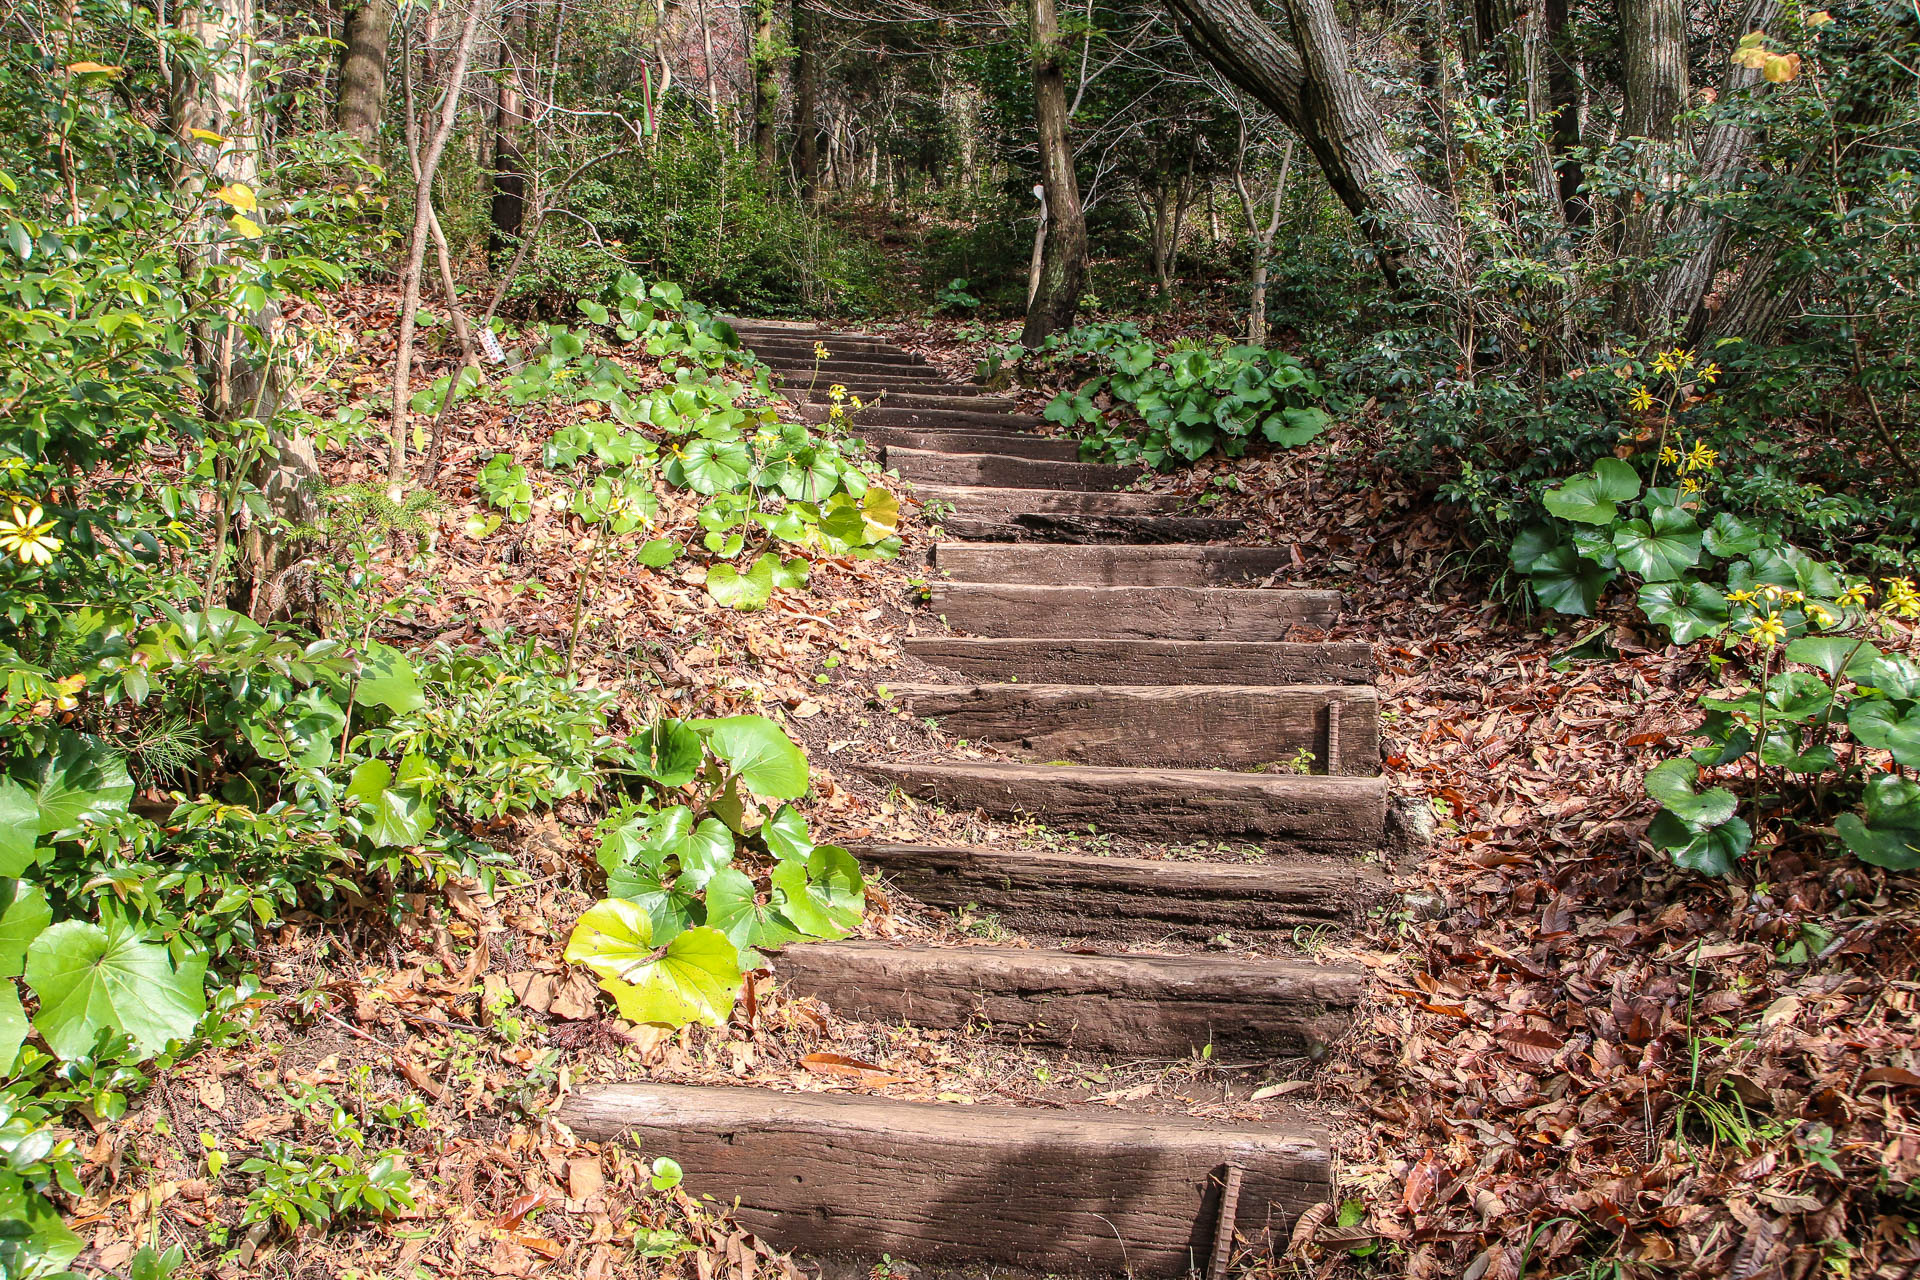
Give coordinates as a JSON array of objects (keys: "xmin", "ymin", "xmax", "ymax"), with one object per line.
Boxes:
[
  {"xmin": 777, "ymin": 941, "xmax": 1361, "ymax": 1057},
  {"xmin": 929, "ymin": 582, "xmax": 1340, "ymax": 639},
  {"xmin": 861, "ymin": 761, "xmax": 1388, "ymax": 848},
  {"xmin": 934, "ymin": 542, "xmax": 1292, "ymax": 587},
  {"xmin": 854, "ymin": 428, "xmax": 1082, "ymax": 461},
  {"xmin": 559, "ymin": 1083, "xmax": 1330, "ymax": 1274},
  {"xmin": 794, "ymin": 387, "xmax": 1008, "ymax": 407},
  {"xmin": 943, "ymin": 512, "xmax": 1249, "ymax": 542},
  {"xmin": 896, "ymin": 682, "xmax": 1379, "ymax": 773},
  {"xmin": 766, "ymin": 359, "xmax": 949, "ymax": 381},
  {"xmin": 854, "ymin": 843, "xmax": 1379, "ymax": 940},
  {"xmin": 800, "ymin": 402, "xmax": 1052, "ymax": 432},
  {"xmin": 905, "ymin": 637, "xmax": 1376, "ymax": 685},
  {"xmin": 914, "ymin": 484, "xmax": 1185, "ymax": 522},
  {"xmin": 888, "ymin": 448, "xmax": 1141, "ymax": 492},
  {"xmin": 747, "ymin": 337, "xmax": 919, "ymax": 360}
]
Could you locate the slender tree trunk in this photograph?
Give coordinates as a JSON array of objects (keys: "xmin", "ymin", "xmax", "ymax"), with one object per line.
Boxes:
[
  {"xmin": 1544, "ymin": 0, "xmax": 1584, "ymax": 220},
  {"xmin": 1619, "ymin": 0, "xmax": 1689, "ymax": 143},
  {"xmin": 335, "ymin": 0, "xmax": 393, "ymax": 142},
  {"xmin": 695, "ymin": 0, "xmax": 720, "ymax": 117},
  {"xmin": 793, "ymin": 0, "xmax": 819, "ymax": 198},
  {"xmin": 1020, "ymin": 0, "xmax": 1088, "ymax": 348},
  {"xmin": 390, "ymin": 0, "xmax": 487, "ymax": 487},
  {"xmin": 750, "ymin": 0, "xmax": 779, "ymax": 177},
  {"xmin": 489, "ymin": 3, "xmax": 528, "ymax": 262},
  {"xmin": 1236, "ymin": 130, "xmax": 1292, "ymax": 346}
]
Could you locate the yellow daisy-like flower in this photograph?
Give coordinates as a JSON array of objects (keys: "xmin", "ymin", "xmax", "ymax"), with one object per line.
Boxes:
[
  {"xmin": 1685, "ymin": 442, "xmax": 1719, "ymax": 471},
  {"xmin": 1674, "ymin": 347, "xmax": 1696, "ymax": 369},
  {"xmin": 1652, "ymin": 351, "xmax": 1678, "ymax": 376},
  {"xmin": 1630, "ymin": 386, "xmax": 1656, "ymax": 412},
  {"xmin": 1660, "ymin": 445, "xmax": 1681, "ymax": 466},
  {"xmin": 1726, "ymin": 588, "xmax": 1759, "ymax": 606},
  {"xmin": 1698, "ymin": 362, "xmax": 1720, "ymax": 385},
  {"xmin": 1885, "ymin": 576, "xmax": 1920, "ymax": 619},
  {"xmin": 0, "ymin": 503, "xmax": 61, "ymax": 565},
  {"xmin": 1680, "ymin": 477, "xmax": 1703, "ymax": 494},
  {"xmin": 813, "ymin": 342, "xmax": 830, "ymax": 361},
  {"xmin": 1838, "ymin": 581, "xmax": 1872, "ymax": 608},
  {"xmin": 828, "ymin": 383, "xmax": 847, "ymax": 404},
  {"xmin": 1745, "ymin": 611, "xmax": 1787, "ymax": 647},
  {"xmin": 1807, "ymin": 602, "xmax": 1838, "ymax": 628}
]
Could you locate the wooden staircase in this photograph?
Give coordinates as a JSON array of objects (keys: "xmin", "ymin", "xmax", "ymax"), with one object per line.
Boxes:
[{"xmin": 561, "ymin": 319, "xmax": 1390, "ymax": 1276}]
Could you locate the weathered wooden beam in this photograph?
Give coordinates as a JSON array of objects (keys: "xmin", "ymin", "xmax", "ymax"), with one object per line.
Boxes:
[
  {"xmin": 887, "ymin": 448, "xmax": 1141, "ymax": 491},
  {"xmin": 929, "ymin": 582, "xmax": 1341, "ymax": 639},
  {"xmin": 905, "ymin": 637, "xmax": 1375, "ymax": 685},
  {"xmin": 933, "ymin": 542, "xmax": 1293, "ymax": 587}
]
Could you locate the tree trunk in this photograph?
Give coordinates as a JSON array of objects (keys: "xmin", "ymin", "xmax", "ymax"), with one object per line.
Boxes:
[
  {"xmin": 390, "ymin": 0, "xmax": 487, "ymax": 487},
  {"xmin": 1544, "ymin": 0, "xmax": 1584, "ymax": 220},
  {"xmin": 1618, "ymin": 0, "xmax": 1689, "ymax": 143},
  {"xmin": 489, "ymin": 3, "xmax": 528, "ymax": 262},
  {"xmin": 794, "ymin": 0, "xmax": 819, "ymax": 198},
  {"xmin": 750, "ymin": 0, "xmax": 779, "ymax": 178},
  {"xmin": 1163, "ymin": 0, "xmax": 1465, "ymax": 293},
  {"xmin": 1236, "ymin": 132, "xmax": 1292, "ymax": 347},
  {"xmin": 336, "ymin": 0, "xmax": 393, "ymax": 143},
  {"xmin": 1020, "ymin": 0, "xmax": 1088, "ymax": 348}
]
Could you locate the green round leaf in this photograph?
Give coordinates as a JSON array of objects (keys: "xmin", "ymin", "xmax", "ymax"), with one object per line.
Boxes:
[
  {"xmin": 679, "ymin": 438, "xmax": 753, "ymax": 495},
  {"xmin": 1612, "ymin": 507, "xmax": 1701, "ymax": 582},
  {"xmin": 706, "ymin": 555, "xmax": 774, "ymax": 611},
  {"xmin": 25, "ymin": 920, "xmax": 207, "ymax": 1060},
  {"xmin": 0, "ymin": 881, "xmax": 51, "ymax": 979},
  {"xmin": 564, "ymin": 903, "xmax": 742, "ymax": 1028},
  {"xmin": 1848, "ymin": 699, "xmax": 1920, "ymax": 767},
  {"xmin": 356, "ymin": 641, "xmax": 425, "ymax": 714},
  {"xmin": 691, "ymin": 715, "xmax": 808, "ymax": 799},
  {"xmin": 1637, "ymin": 580, "xmax": 1728, "ymax": 644},
  {"xmin": 16, "ymin": 732, "xmax": 132, "ymax": 838},
  {"xmin": 1645, "ymin": 758, "xmax": 1739, "ymax": 828}
]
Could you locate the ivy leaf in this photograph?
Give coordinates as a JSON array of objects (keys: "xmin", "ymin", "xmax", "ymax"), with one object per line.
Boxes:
[
  {"xmin": 0, "ymin": 881, "xmax": 51, "ymax": 979},
  {"xmin": 1649, "ymin": 810, "xmax": 1751, "ymax": 877},
  {"xmin": 1612, "ymin": 506, "xmax": 1701, "ymax": 582},
  {"xmin": 356, "ymin": 641, "xmax": 424, "ymax": 713},
  {"xmin": 691, "ymin": 715, "xmax": 809, "ymax": 799},
  {"xmin": 1261, "ymin": 405, "xmax": 1330, "ymax": 446},
  {"xmin": 704, "ymin": 866, "xmax": 803, "ymax": 962},
  {"xmin": 1637, "ymin": 580, "xmax": 1728, "ymax": 644},
  {"xmin": 1703, "ymin": 511, "xmax": 1763, "ymax": 558},
  {"xmin": 563, "ymin": 902, "xmax": 742, "ymax": 1028},
  {"xmin": 1785, "ymin": 636, "xmax": 1881, "ymax": 680},
  {"xmin": 1848, "ymin": 700, "xmax": 1920, "ymax": 766},
  {"xmin": 0, "ymin": 780, "xmax": 38, "ymax": 877},
  {"xmin": 762, "ymin": 805, "xmax": 814, "ymax": 862},
  {"xmin": 770, "ymin": 846, "xmax": 865, "ymax": 940},
  {"xmin": 1834, "ymin": 774, "xmax": 1920, "ymax": 870},
  {"xmin": 15, "ymin": 732, "xmax": 133, "ymax": 839},
  {"xmin": 629, "ymin": 720, "xmax": 703, "ymax": 787},
  {"xmin": 1645, "ymin": 759, "xmax": 1738, "ymax": 828},
  {"xmin": 679, "ymin": 438, "xmax": 752, "ymax": 494},
  {"xmin": 25, "ymin": 920, "xmax": 207, "ymax": 1059},
  {"xmin": 706, "ymin": 554, "xmax": 774, "ymax": 611}
]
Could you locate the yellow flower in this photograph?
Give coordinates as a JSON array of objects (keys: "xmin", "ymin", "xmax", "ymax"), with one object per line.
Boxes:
[
  {"xmin": 1698, "ymin": 362, "xmax": 1720, "ymax": 385},
  {"xmin": 1838, "ymin": 581, "xmax": 1872, "ymax": 608},
  {"xmin": 1885, "ymin": 576, "xmax": 1920, "ymax": 619},
  {"xmin": 1726, "ymin": 588, "xmax": 1759, "ymax": 606},
  {"xmin": 0, "ymin": 504, "xmax": 61, "ymax": 565},
  {"xmin": 1674, "ymin": 347, "xmax": 1696, "ymax": 369},
  {"xmin": 1660, "ymin": 445, "xmax": 1681, "ymax": 466},
  {"xmin": 1745, "ymin": 611, "xmax": 1787, "ymax": 647},
  {"xmin": 850, "ymin": 395, "xmax": 864, "ymax": 410},
  {"xmin": 1680, "ymin": 477, "xmax": 1703, "ymax": 494},
  {"xmin": 1807, "ymin": 602, "xmax": 1838, "ymax": 628},
  {"xmin": 828, "ymin": 383, "xmax": 847, "ymax": 404},
  {"xmin": 813, "ymin": 342, "xmax": 830, "ymax": 361},
  {"xmin": 1630, "ymin": 386, "xmax": 1656, "ymax": 412},
  {"xmin": 1652, "ymin": 351, "xmax": 1678, "ymax": 376},
  {"xmin": 1685, "ymin": 442, "xmax": 1719, "ymax": 471}
]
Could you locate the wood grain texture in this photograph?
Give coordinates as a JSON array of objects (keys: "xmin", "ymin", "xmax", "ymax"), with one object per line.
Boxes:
[
  {"xmin": 763, "ymin": 358, "xmax": 948, "ymax": 380},
  {"xmin": 905, "ymin": 637, "xmax": 1376, "ymax": 685},
  {"xmin": 934, "ymin": 542, "xmax": 1295, "ymax": 586},
  {"xmin": 888, "ymin": 448, "xmax": 1142, "ymax": 491},
  {"xmin": 915, "ymin": 483, "xmax": 1185, "ymax": 519},
  {"xmin": 746, "ymin": 338, "xmax": 921, "ymax": 361},
  {"xmin": 858, "ymin": 428, "xmax": 1082, "ymax": 461},
  {"xmin": 947, "ymin": 512, "xmax": 1248, "ymax": 542},
  {"xmin": 930, "ymin": 582, "xmax": 1340, "ymax": 638},
  {"xmin": 794, "ymin": 387, "xmax": 1008, "ymax": 406},
  {"xmin": 861, "ymin": 760, "xmax": 1387, "ymax": 847},
  {"xmin": 896, "ymin": 682, "xmax": 1379, "ymax": 773},
  {"xmin": 801, "ymin": 403, "xmax": 1054, "ymax": 432},
  {"xmin": 853, "ymin": 842, "xmax": 1380, "ymax": 939},
  {"xmin": 776, "ymin": 940, "xmax": 1361, "ymax": 1055},
  {"xmin": 558, "ymin": 1083, "xmax": 1330, "ymax": 1273}
]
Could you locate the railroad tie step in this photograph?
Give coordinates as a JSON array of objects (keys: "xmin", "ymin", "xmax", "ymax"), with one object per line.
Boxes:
[
  {"xmin": 905, "ymin": 636, "xmax": 1375, "ymax": 685},
  {"xmin": 855, "ymin": 428, "xmax": 1083, "ymax": 461},
  {"xmin": 886, "ymin": 447, "xmax": 1142, "ymax": 491},
  {"xmin": 797, "ymin": 402, "xmax": 1053, "ymax": 432},
  {"xmin": 895, "ymin": 682, "xmax": 1379, "ymax": 773},
  {"xmin": 859, "ymin": 760, "xmax": 1388, "ymax": 848},
  {"xmin": 912, "ymin": 483, "xmax": 1186, "ymax": 522},
  {"xmin": 745, "ymin": 338, "xmax": 923, "ymax": 361},
  {"xmin": 559, "ymin": 1083, "xmax": 1331, "ymax": 1275},
  {"xmin": 793, "ymin": 386, "xmax": 1007, "ymax": 407},
  {"xmin": 762, "ymin": 358, "xmax": 949, "ymax": 381},
  {"xmin": 852, "ymin": 843, "xmax": 1383, "ymax": 940},
  {"xmin": 933, "ymin": 541, "xmax": 1294, "ymax": 587},
  {"xmin": 929, "ymin": 581, "xmax": 1341, "ymax": 638},
  {"xmin": 774, "ymin": 941, "xmax": 1362, "ymax": 1057}
]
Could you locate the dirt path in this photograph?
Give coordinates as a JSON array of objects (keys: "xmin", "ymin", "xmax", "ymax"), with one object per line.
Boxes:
[{"xmin": 559, "ymin": 320, "xmax": 1394, "ymax": 1276}]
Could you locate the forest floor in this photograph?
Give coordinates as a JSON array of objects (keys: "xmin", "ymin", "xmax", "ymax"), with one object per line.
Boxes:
[{"xmin": 76, "ymin": 296, "xmax": 1919, "ymax": 1280}]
